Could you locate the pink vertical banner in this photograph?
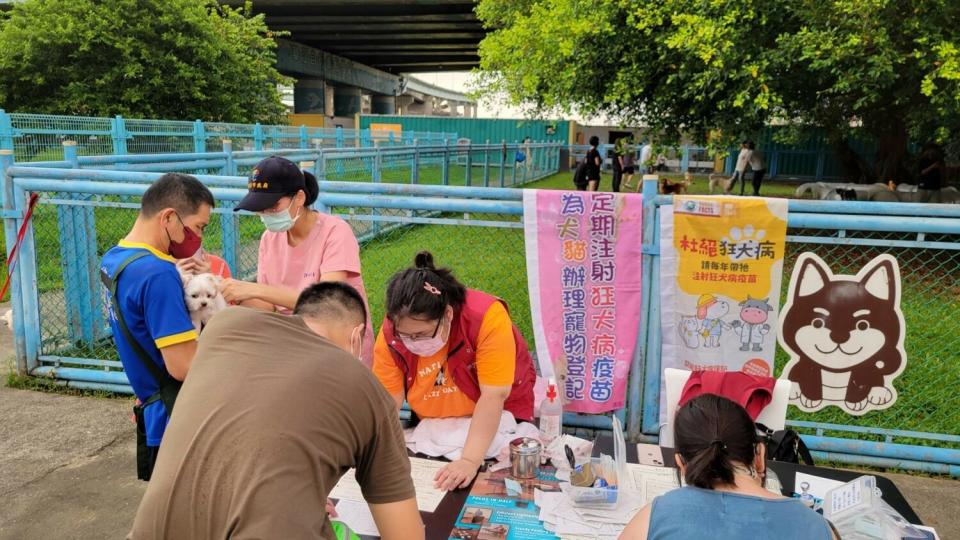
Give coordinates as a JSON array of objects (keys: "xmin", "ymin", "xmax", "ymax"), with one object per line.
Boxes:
[{"xmin": 523, "ymin": 190, "xmax": 643, "ymax": 414}]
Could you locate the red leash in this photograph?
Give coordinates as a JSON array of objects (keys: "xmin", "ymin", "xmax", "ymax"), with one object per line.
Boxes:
[{"xmin": 0, "ymin": 193, "xmax": 41, "ymax": 301}]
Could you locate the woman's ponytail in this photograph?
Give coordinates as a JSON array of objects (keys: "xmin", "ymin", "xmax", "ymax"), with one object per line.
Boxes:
[
  {"xmin": 681, "ymin": 439, "xmax": 734, "ymax": 489},
  {"xmin": 302, "ymin": 171, "xmax": 320, "ymax": 207},
  {"xmin": 674, "ymin": 394, "xmax": 758, "ymax": 489}
]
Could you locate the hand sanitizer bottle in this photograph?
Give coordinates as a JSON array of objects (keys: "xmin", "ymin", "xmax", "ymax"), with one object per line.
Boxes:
[{"xmin": 539, "ymin": 378, "xmax": 562, "ymax": 445}]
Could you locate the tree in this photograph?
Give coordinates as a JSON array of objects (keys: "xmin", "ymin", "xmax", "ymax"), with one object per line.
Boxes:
[
  {"xmin": 0, "ymin": 0, "xmax": 290, "ymax": 124},
  {"xmin": 475, "ymin": 0, "xmax": 960, "ymax": 182}
]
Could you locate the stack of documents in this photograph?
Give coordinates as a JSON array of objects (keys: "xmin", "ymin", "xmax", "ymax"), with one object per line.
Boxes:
[
  {"xmin": 535, "ymin": 464, "xmax": 678, "ymax": 540},
  {"xmin": 539, "ymin": 463, "xmax": 784, "ymax": 540}
]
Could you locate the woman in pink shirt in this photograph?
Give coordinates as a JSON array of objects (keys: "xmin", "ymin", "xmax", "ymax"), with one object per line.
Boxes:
[{"xmin": 220, "ymin": 156, "xmax": 374, "ymax": 366}]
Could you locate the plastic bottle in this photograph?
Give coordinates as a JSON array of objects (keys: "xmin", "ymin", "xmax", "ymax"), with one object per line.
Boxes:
[{"xmin": 539, "ymin": 377, "xmax": 562, "ymax": 445}]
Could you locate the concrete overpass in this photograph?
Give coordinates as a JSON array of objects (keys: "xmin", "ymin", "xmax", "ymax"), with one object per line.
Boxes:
[
  {"xmin": 245, "ymin": 0, "xmax": 482, "ymax": 73},
  {"xmin": 233, "ymin": 0, "xmax": 484, "ymax": 124}
]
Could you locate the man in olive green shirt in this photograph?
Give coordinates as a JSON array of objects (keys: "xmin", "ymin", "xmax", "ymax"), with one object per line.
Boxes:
[{"xmin": 129, "ymin": 282, "xmax": 424, "ymax": 540}]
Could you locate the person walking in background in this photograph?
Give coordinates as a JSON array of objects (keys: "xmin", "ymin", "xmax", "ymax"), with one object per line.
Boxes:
[
  {"xmin": 572, "ymin": 155, "xmax": 590, "ymax": 191},
  {"xmin": 620, "ymin": 139, "xmax": 638, "ymax": 192},
  {"xmin": 522, "ymin": 136, "xmax": 533, "ymax": 170},
  {"xmin": 747, "ymin": 141, "xmax": 766, "ymax": 196},
  {"xmin": 655, "ymin": 153, "xmax": 668, "ymax": 172},
  {"xmin": 725, "ymin": 141, "xmax": 753, "ymax": 195},
  {"xmin": 917, "ymin": 142, "xmax": 944, "ymax": 203},
  {"xmin": 639, "ymin": 140, "xmax": 654, "ymax": 174},
  {"xmin": 585, "ymin": 136, "xmax": 603, "ymax": 191},
  {"xmin": 611, "ymin": 137, "xmax": 625, "ymax": 193}
]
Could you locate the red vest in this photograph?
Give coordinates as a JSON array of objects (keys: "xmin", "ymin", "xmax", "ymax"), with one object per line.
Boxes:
[{"xmin": 382, "ymin": 290, "xmax": 536, "ymax": 422}]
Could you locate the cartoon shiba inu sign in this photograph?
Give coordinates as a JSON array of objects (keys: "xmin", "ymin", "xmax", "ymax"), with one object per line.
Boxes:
[{"xmin": 779, "ymin": 253, "xmax": 906, "ymax": 415}]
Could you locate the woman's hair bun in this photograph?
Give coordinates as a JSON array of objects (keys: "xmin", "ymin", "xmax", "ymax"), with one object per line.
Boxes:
[{"xmin": 414, "ymin": 251, "xmax": 436, "ymax": 270}]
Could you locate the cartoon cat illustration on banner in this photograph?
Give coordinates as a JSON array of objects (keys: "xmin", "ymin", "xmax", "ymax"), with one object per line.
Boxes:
[{"xmin": 779, "ymin": 253, "xmax": 907, "ymax": 415}]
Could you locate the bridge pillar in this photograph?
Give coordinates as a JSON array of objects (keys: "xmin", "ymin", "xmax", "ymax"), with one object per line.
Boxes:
[
  {"xmin": 396, "ymin": 95, "xmax": 415, "ymax": 115},
  {"xmin": 334, "ymin": 86, "xmax": 363, "ymax": 117},
  {"xmin": 371, "ymin": 95, "xmax": 396, "ymax": 115},
  {"xmin": 293, "ymin": 78, "xmax": 326, "ymax": 114}
]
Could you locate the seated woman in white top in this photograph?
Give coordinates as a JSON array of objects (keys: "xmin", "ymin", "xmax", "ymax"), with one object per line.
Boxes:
[{"xmin": 620, "ymin": 394, "xmax": 837, "ymax": 540}]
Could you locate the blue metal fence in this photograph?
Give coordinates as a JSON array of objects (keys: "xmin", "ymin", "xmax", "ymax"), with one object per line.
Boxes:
[
  {"xmin": 0, "ymin": 110, "xmax": 457, "ymax": 162},
  {"xmin": 2, "ymin": 146, "xmax": 959, "ymax": 475}
]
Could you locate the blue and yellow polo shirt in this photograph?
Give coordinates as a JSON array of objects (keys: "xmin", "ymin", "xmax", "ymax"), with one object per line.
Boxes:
[{"xmin": 101, "ymin": 240, "xmax": 197, "ymax": 446}]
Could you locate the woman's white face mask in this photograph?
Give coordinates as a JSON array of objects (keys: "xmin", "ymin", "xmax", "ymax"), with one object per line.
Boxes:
[
  {"xmin": 400, "ymin": 315, "xmax": 449, "ymax": 357},
  {"xmin": 259, "ymin": 197, "xmax": 301, "ymax": 232}
]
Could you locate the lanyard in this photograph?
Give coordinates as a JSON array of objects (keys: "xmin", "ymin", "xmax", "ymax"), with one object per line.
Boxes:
[{"xmin": 0, "ymin": 193, "xmax": 40, "ymax": 301}]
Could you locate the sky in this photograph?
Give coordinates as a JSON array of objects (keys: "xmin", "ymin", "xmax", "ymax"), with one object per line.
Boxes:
[{"xmin": 409, "ymin": 71, "xmax": 614, "ymax": 125}]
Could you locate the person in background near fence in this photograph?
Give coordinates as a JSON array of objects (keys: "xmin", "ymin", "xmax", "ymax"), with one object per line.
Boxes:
[
  {"xmin": 572, "ymin": 156, "xmax": 590, "ymax": 191},
  {"xmin": 373, "ymin": 251, "xmax": 537, "ymax": 491},
  {"xmin": 129, "ymin": 282, "xmax": 424, "ymax": 540},
  {"xmin": 656, "ymin": 153, "xmax": 668, "ymax": 172},
  {"xmin": 611, "ymin": 137, "xmax": 625, "ymax": 193},
  {"xmin": 917, "ymin": 142, "xmax": 944, "ymax": 203},
  {"xmin": 220, "ymin": 155, "xmax": 374, "ymax": 366},
  {"xmin": 639, "ymin": 140, "xmax": 654, "ymax": 175},
  {"xmin": 522, "ymin": 136, "xmax": 533, "ymax": 170},
  {"xmin": 99, "ymin": 173, "xmax": 213, "ymax": 481},
  {"xmin": 620, "ymin": 138, "xmax": 638, "ymax": 192},
  {"xmin": 725, "ymin": 141, "xmax": 753, "ymax": 196},
  {"xmin": 747, "ymin": 141, "xmax": 766, "ymax": 197},
  {"xmin": 620, "ymin": 395, "xmax": 837, "ymax": 540},
  {"xmin": 586, "ymin": 135, "xmax": 603, "ymax": 191}
]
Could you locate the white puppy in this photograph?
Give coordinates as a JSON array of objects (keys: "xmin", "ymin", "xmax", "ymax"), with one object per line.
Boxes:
[
  {"xmin": 2, "ymin": 309, "xmax": 12, "ymax": 330},
  {"xmin": 181, "ymin": 273, "xmax": 227, "ymax": 332}
]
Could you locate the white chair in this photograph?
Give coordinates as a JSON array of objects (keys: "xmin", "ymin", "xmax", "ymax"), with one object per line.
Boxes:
[{"xmin": 661, "ymin": 368, "xmax": 791, "ymax": 448}]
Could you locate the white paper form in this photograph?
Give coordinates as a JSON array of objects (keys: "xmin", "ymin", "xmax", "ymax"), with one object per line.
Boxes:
[
  {"xmin": 625, "ymin": 463, "xmax": 680, "ymax": 505},
  {"xmin": 329, "ymin": 457, "xmax": 448, "ymax": 513},
  {"xmin": 332, "ymin": 500, "xmax": 380, "ymax": 537},
  {"xmin": 794, "ymin": 472, "xmax": 844, "ymax": 501}
]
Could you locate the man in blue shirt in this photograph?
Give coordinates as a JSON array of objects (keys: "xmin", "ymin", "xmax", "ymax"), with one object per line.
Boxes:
[{"xmin": 100, "ymin": 172, "xmax": 214, "ymax": 480}]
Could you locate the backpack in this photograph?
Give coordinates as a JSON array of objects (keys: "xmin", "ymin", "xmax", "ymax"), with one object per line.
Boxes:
[
  {"xmin": 757, "ymin": 423, "xmax": 814, "ymax": 466},
  {"xmin": 515, "ymin": 150, "xmax": 526, "ymax": 163}
]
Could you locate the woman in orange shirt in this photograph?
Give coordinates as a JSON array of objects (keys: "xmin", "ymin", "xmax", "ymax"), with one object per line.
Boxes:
[{"xmin": 373, "ymin": 252, "xmax": 536, "ymax": 491}]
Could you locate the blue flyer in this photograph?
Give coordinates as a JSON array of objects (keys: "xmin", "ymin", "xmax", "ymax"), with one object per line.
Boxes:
[{"xmin": 448, "ymin": 468, "xmax": 561, "ymax": 540}]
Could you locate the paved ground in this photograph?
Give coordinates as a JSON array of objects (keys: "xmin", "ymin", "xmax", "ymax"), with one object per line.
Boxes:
[{"xmin": 0, "ymin": 302, "xmax": 958, "ymax": 539}]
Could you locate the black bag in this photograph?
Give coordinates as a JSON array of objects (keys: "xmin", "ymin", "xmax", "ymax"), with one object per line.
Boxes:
[
  {"xmin": 572, "ymin": 159, "xmax": 589, "ymax": 188},
  {"xmin": 757, "ymin": 423, "xmax": 814, "ymax": 466},
  {"xmin": 101, "ymin": 252, "xmax": 182, "ymax": 481}
]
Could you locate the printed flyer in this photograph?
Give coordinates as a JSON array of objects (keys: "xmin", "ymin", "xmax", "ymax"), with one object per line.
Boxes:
[
  {"xmin": 448, "ymin": 469, "xmax": 561, "ymax": 540},
  {"xmin": 523, "ymin": 190, "xmax": 643, "ymax": 414},
  {"xmin": 659, "ymin": 196, "xmax": 788, "ymax": 420}
]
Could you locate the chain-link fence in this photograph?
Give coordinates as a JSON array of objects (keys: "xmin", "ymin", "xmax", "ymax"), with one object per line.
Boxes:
[
  {"xmin": 5, "ymin": 159, "xmax": 959, "ymax": 470},
  {"xmin": 0, "ymin": 110, "xmax": 456, "ymax": 162},
  {"xmin": 776, "ymin": 229, "xmax": 960, "ymax": 447}
]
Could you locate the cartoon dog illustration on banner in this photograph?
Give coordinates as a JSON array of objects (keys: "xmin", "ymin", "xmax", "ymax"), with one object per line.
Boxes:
[{"xmin": 778, "ymin": 253, "xmax": 907, "ymax": 415}]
